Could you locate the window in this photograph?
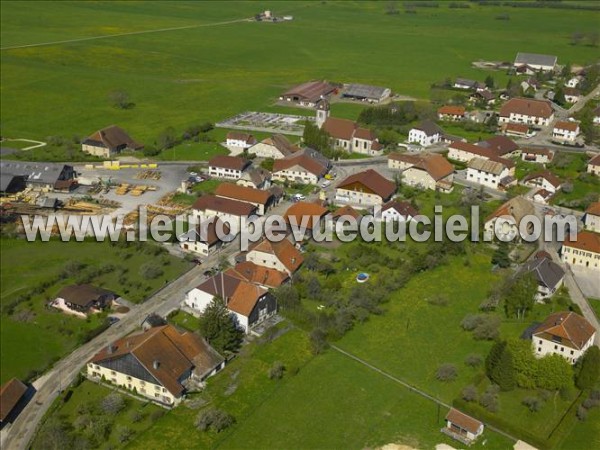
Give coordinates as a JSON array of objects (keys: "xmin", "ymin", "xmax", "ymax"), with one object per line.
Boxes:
[
  {"xmin": 126, "ymin": 376, "xmax": 132, "ymax": 381},
  {"xmin": 539, "ymin": 340, "xmax": 542, "ymax": 344},
  {"xmin": 111, "ymin": 370, "xmax": 116, "ymax": 376}
]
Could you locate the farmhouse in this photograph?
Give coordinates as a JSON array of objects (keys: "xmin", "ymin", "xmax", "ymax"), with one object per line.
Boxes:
[
  {"xmin": 532, "ymin": 311, "xmax": 596, "ymax": 364},
  {"xmin": 513, "ymin": 52, "xmax": 557, "ymax": 72},
  {"xmin": 552, "ymin": 121, "xmax": 580, "ymax": 144},
  {"xmin": 587, "ymin": 154, "xmax": 600, "ymax": 176},
  {"xmin": 484, "ymin": 196, "xmax": 535, "ymax": 241},
  {"xmin": 561, "ymin": 230, "xmax": 600, "ymax": 271},
  {"xmin": 0, "ymin": 378, "xmax": 28, "ymax": 425},
  {"xmin": 499, "ymin": 98, "xmax": 554, "ymax": 126},
  {"xmin": 584, "ymin": 202, "xmax": 600, "ymax": 233},
  {"xmin": 280, "ymin": 80, "xmax": 336, "ymax": 107},
  {"xmin": 215, "ymin": 182, "xmax": 273, "ymax": 215},
  {"xmin": 226, "ymin": 261, "xmax": 289, "ymax": 289},
  {"xmin": 246, "ymin": 237, "xmax": 303, "ymax": 276},
  {"xmin": 442, "ymin": 408, "xmax": 484, "ymax": 445},
  {"xmin": 518, "ymin": 255, "xmax": 565, "ymax": 301},
  {"xmin": 342, "ymin": 83, "xmax": 391, "ymax": 103},
  {"xmin": 226, "ymin": 131, "xmax": 256, "ymax": 149},
  {"xmin": 388, "ymin": 153, "xmax": 454, "ymax": 192},
  {"xmin": 503, "ymin": 121, "xmax": 528, "ymax": 138},
  {"xmin": 248, "ymin": 134, "xmax": 301, "ymax": 159},
  {"xmin": 207, "ymin": 155, "xmax": 250, "ymax": 180},
  {"xmin": 407, "ymin": 120, "xmax": 443, "ymax": 147},
  {"xmin": 0, "ymin": 161, "xmax": 77, "ymax": 192},
  {"xmin": 469, "ymin": 89, "xmax": 495, "ymax": 105},
  {"xmin": 476, "ymin": 136, "xmax": 519, "ymax": 157},
  {"xmin": 563, "ymin": 87, "xmax": 581, "ymax": 104},
  {"xmin": 54, "ymin": 284, "xmax": 115, "ymax": 317},
  {"xmin": 335, "ymin": 169, "xmax": 396, "ymax": 207},
  {"xmin": 236, "ymin": 167, "xmax": 271, "ymax": 190},
  {"xmin": 380, "ymin": 200, "xmax": 418, "ymax": 222},
  {"xmin": 178, "ymin": 217, "xmax": 230, "ymax": 257},
  {"xmin": 522, "ymin": 170, "xmax": 562, "ymax": 193},
  {"xmin": 437, "ymin": 105, "xmax": 466, "ymax": 121},
  {"xmin": 191, "ymin": 195, "xmax": 257, "ymax": 234},
  {"xmin": 466, "ymin": 157, "xmax": 514, "ymax": 190},
  {"xmin": 447, "ymin": 141, "xmax": 492, "ymax": 163},
  {"xmin": 272, "ymin": 148, "xmax": 330, "ymax": 184},
  {"xmin": 81, "ymin": 125, "xmax": 143, "ymax": 158},
  {"xmin": 87, "ymin": 325, "xmax": 225, "ymax": 405},
  {"xmin": 521, "ymin": 147, "xmax": 554, "ymax": 164}
]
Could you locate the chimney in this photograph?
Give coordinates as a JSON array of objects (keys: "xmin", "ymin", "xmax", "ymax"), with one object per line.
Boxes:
[
  {"xmin": 153, "ymin": 360, "xmax": 160, "ymax": 370},
  {"xmin": 291, "ymin": 257, "xmax": 296, "ymax": 265},
  {"xmin": 107, "ymin": 343, "xmax": 115, "ymax": 354}
]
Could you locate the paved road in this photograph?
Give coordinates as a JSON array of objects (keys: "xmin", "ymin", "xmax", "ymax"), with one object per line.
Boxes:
[{"xmin": 0, "ymin": 196, "xmax": 299, "ymax": 450}]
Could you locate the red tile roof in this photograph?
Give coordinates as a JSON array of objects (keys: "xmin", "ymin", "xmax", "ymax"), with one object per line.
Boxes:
[
  {"xmin": 586, "ymin": 202, "xmax": 600, "ymax": 216},
  {"xmin": 249, "ymin": 238, "xmax": 304, "ymax": 273},
  {"xmin": 533, "ymin": 311, "xmax": 596, "ymax": 350},
  {"xmin": 505, "ymin": 123, "xmax": 529, "ymax": 134},
  {"xmin": 389, "ymin": 153, "xmax": 453, "ymax": 181},
  {"xmin": 382, "ymin": 200, "xmax": 419, "ymax": 217},
  {"xmin": 337, "ymin": 169, "xmax": 396, "ymax": 199},
  {"xmin": 273, "ymin": 153, "xmax": 328, "ymax": 178},
  {"xmin": 84, "ymin": 125, "xmax": 143, "ymax": 150},
  {"xmin": 500, "ymin": 97, "xmax": 554, "ymax": 119},
  {"xmin": 90, "ymin": 325, "xmax": 223, "ymax": 397},
  {"xmin": 322, "ymin": 117, "xmax": 357, "ymax": 141},
  {"xmin": 438, "ymin": 105, "xmax": 466, "ymax": 116},
  {"xmin": 284, "ymin": 201, "xmax": 330, "ymax": 230},
  {"xmin": 226, "ymin": 261, "xmax": 289, "ymax": 288},
  {"xmin": 0, "ymin": 378, "xmax": 27, "ymax": 421},
  {"xmin": 208, "ymin": 155, "xmax": 249, "ymax": 171},
  {"xmin": 227, "ymin": 282, "xmax": 268, "ymax": 317},
  {"xmin": 446, "ymin": 408, "xmax": 482, "ymax": 434},
  {"xmin": 589, "ymin": 153, "xmax": 600, "ymax": 166},
  {"xmin": 282, "ymin": 80, "xmax": 336, "ymax": 103},
  {"xmin": 554, "ymin": 121, "xmax": 579, "ymax": 132},
  {"xmin": 563, "ymin": 230, "xmax": 600, "ymax": 254},
  {"xmin": 215, "ymin": 183, "xmax": 272, "ymax": 205},
  {"xmin": 477, "ymin": 136, "xmax": 519, "ymax": 156},
  {"xmin": 522, "ymin": 170, "xmax": 561, "ymax": 188},
  {"xmin": 192, "ymin": 195, "xmax": 257, "ymax": 216}
]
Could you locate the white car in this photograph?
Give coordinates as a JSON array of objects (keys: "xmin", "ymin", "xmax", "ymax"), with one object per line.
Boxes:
[
  {"xmin": 321, "ymin": 180, "xmax": 331, "ymax": 188},
  {"xmin": 292, "ymin": 193, "xmax": 305, "ymax": 201}
]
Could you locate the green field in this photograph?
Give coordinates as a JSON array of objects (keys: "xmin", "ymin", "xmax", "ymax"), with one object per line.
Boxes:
[
  {"xmin": 2, "ymin": 1, "xmax": 599, "ymax": 156},
  {"xmin": 0, "ymin": 238, "xmax": 191, "ymax": 383}
]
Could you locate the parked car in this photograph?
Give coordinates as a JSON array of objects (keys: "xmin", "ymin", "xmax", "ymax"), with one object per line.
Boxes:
[
  {"xmin": 292, "ymin": 193, "xmax": 305, "ymax": 201},
  {"xmin": 321, "ymin": 180, "xmax": 331, "ymax": 188}
]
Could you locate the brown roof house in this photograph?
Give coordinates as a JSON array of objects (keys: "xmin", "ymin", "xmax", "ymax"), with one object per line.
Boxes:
[
  {"xmin": 248, "ymin": 134, "xmax": 301, "ymax": 159},
  {"xmin": 532, "ymin": 311, "xmax": 596, "ymax": 364},
  {"xmin": 225, "ymin": 131, "xmax": 257, "ymax": 150},
  {"xmin": 236, "ymin": 166, "xmax": 272, "ymax": 190},
  {"xmin": 335, "ymin": 169, "xmax": 396, "ymax": 207},
  {"xmin": 388, "ymin": 153, "xmax": 454, "ymax": 193},
  {"xmin": 561, "ymin": 230, "xmax": 600, "ymax": 272},
  {"xmin": 178, "ymin": 217, "xmax": 232, "ymax": 257},
  {"xmin": 476, "ymin": 136, "xmax": 519, "ymax": 158},
  {"xmin": 279, "ymin": 80, "xmax": 336, "ymax": 107},
  {"xmin": 522, "ymin": 170, "xmax": 562, "ymax": 194},
  {"xmin": 246, "ymin": 237, "xmax": 304, "ymax": 275},
  {"xmin": 192, "ymin": 195, "xmax": 258, "ymax": 235},
  {"xmin": 521, "ymin": 147, "xmax": 554, "ymax": 164},
  {"xmin": 272, "ymin": 148, "xmax": 330, "ymax": 185},
  {"xmin": 53, "ymin": 284, "xmax": 116, "ymax": 317},
  {"xmin": 226, "ymin": 261, "xmax": 290, "ymax": 289},
  {"xmin": 484, "ymin": 196, "xmax": 535, "ymax": 242},
  {"xmin": 283, "ymin": 201, "xmax": 330, "ymax": 239},
  {"xmin": 87, "ymin": 325, "xmax": 225, "ymax": 405},
  {"xmin": 583, "ymin": 202, "xmax": 600, "ymax": 233},
  {"xmin": 380, "ymin": 200, "xmax": 419, "ymax": 223},
  {"xmin": 442, "ymin": 408, "xmax": 484, "ymax": 445},
  {"xmin": 207, "ymin": 155, "xmax": 251, "ymax": 180},
  {"xmin": 0, "ymin": 378, "xmax": 29, "ymax": 424},
  {"xmin": 183, "ymin": 273, "xmax": 277, "ymax": 333},
  {"xmin": 499, "ymin": 97, "xmax": 554, "ymax": 127},
  {"xmin": 588, "ymin": 153, "xmax": 600, "ymax": 176},
  {"xmin": 437, "ymin": 105, "xmax": 466, "ymax": 121},
  {"xmin": 82, "ymin": 125, "xmax": 143, "ymax": 158},
  {"xmin": 215, "ymin": 183, "xmax": 274, "ymax": 215}
]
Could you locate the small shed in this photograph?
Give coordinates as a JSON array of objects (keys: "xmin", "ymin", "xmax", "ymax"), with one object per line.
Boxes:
[{"xmin": 442, "ymin": 408, "xmax": 484, "ymax": 445}]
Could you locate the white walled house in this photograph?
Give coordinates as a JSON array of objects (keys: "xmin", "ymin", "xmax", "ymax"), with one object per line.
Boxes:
[
  {"xmin": 561, "ymin": 231, "xmax": 600, "ymax": 271},
  {"xmin": 483, "ymin": 197, "xmax": 535, "ymax": 242},
  {"xmin": 246, "ymin": 238, "xmax": 303, "ymax": 276},
  {"xmin": 178, "ymin": 217, "xmax": 230, "ymax": 257},
  {"xmin": 584, "ymin": 202, "xmax": 600, "ymax": 233},
  {"xmin": 248, "ymin": 134, "xmax": 301, "ymax": 159},
  {"xmin": 521, "ymin": 147, "xmax": 554, "ymax": 164},
  {"xmin": 335, "ymin": 169, "xmax": 396, "ymax": 207},
  {"xmin": 443, "ymin": 408, "xmax": 484, "ymax": 445},
  {"xmin": 380, "ymin": 200, "xmax": 418, "ymax": 222},
  {"xmin": 519, "ymin": 255, "xmax": 565, "ymax": 302},
  {"xmin": 563, "ymin": 88, "xmax": 581, "ymax": 104},
  {"xmin": 532, "ymin": 312, "xmax": 596, "ymax": 364},
  {"xmin": 272, "ymin": 149, "xmax": 330, "ymax": 185},
  {"xmin": 225, "ymin": 131, "xmax": 256, "ymax": 149},
  {"xmin": 407, "ymin": 120, "xmax": 443, "ymax": 147},
  {"xmin": 87, "ymin": 325, "xmax": 224, "ymax": 406},
  {"xmin": 207, "ymin": 155, "xmax": 251, "ymax": 180},
  {"xmin": 552, "ymin": 121, "xmax": 580, "ymax": 144},
  {"xmin": 388, "ymin": 153, "xmax": 454, "ymax": 193},
  {"xmin": 588, "ymin": 154, "xmax": 600, "ymax": 176},
  {"xmin": 466, "ymin": 158, "xmax": 513, "ymax": 190},
  {"xmin": 522, "ymin": 170, "xmax": 562, "ymax": 193},
  {"xmin": 191, "ymin": 195, "xmax": 257, "ymax": 235},
  {"xmin": 498, "ymin": 98, "xmax": 554, "ymax": 126}
]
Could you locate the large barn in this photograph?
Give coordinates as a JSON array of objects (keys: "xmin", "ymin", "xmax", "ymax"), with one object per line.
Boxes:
[
  {"xmin": 341, "ymin": 83, "xmax": 391, "ymax": 103},
  {"xmin": 279, "ymin": 80, "xmax": 336, "ymax": 107}
]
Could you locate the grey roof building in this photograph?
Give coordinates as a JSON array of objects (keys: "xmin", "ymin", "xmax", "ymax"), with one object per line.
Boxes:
[
  {"xmin": 342, "ymin": 83, "xmax": 391, "ymax": 103},
  {"xmin": 514, "ymin": 53, "xmax": 557, "ymax": 71},
  {"xmin": 0, "ymin": 161, "xmax": 76, "ymax": 191},
  {"xmin": 519, "ymin": 255, "xmax": 565, "ymax": 300}
]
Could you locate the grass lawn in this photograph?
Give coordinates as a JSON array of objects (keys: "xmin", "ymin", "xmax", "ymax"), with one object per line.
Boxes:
[
  {"xmin": 191, "ymin": 179, "xmax": 221, "ymax": 195},
  {"xmin": 441, "ymin": 124, "xmax": 496, "ymax": 142},
  {"xmin": 32, "ymin": 379, "xmax": 164, "ymax": 450},
  {"xmin": 167, "ymin": 309, "xmax": 198, "ymax": 332},
  {"xmin": 0, "ymin": 238, "xmax": 191, "ymax": 383},
  {"xmin": 558, "ymin": 398, "xmax": 600, "ymax": 450},
  {"xmin": 131, "ymin": 326, "xmax": 513, "ymax": 450},
  {"xmin": 2, "ymin": 2, "xmax": 598, "ymax": 154}
]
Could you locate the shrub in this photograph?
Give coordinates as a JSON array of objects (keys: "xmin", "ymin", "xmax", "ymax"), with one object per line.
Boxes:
[
  {"xmin": 268, "ymin": 361, "xmax": 285, "ymax": 380},
  {"xmin": 522, "ymin": 396, "xmax": 542, "ymax": 412},
  {"xmin": 576, "ymin": 405, "xmax": 588, "ymax": 421},
  {"xmin": 465, "ymin": 354, "xmax": 483, "ymax": 368},
  {"xmin": 427, "ymin": 294, "xmax": 449, "ymax": 307},
  {"xmin": 195, "ymin": 408, "xmax": 235, "ymax": 432},
  {"xmin": 139, "ymin": 263, "xmax": 164, "ymax": 280},
  {"xmin": 101, "ymin": 393, "xmax": 125, "ymax": 415},
  {"xmin": 462, "ymin": 385, "xmax": 478, "ymax": 402},
  {"xmin": 436, "ymin": 363, "xmax": 457, "ymax": 382}
]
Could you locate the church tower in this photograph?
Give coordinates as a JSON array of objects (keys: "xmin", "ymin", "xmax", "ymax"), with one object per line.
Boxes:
[{"xmin": 315, "ymin": 98, "xmax": 330, "ymax": 129}]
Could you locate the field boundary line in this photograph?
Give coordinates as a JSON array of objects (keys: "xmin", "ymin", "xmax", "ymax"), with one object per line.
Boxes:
[
  {"xmin": 1, "ymin": 18, "xmax": 251, "ymax": 50},
  {"xmin": 330, "ymin": 344, "xmax": 519, "ymax": 444}
]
